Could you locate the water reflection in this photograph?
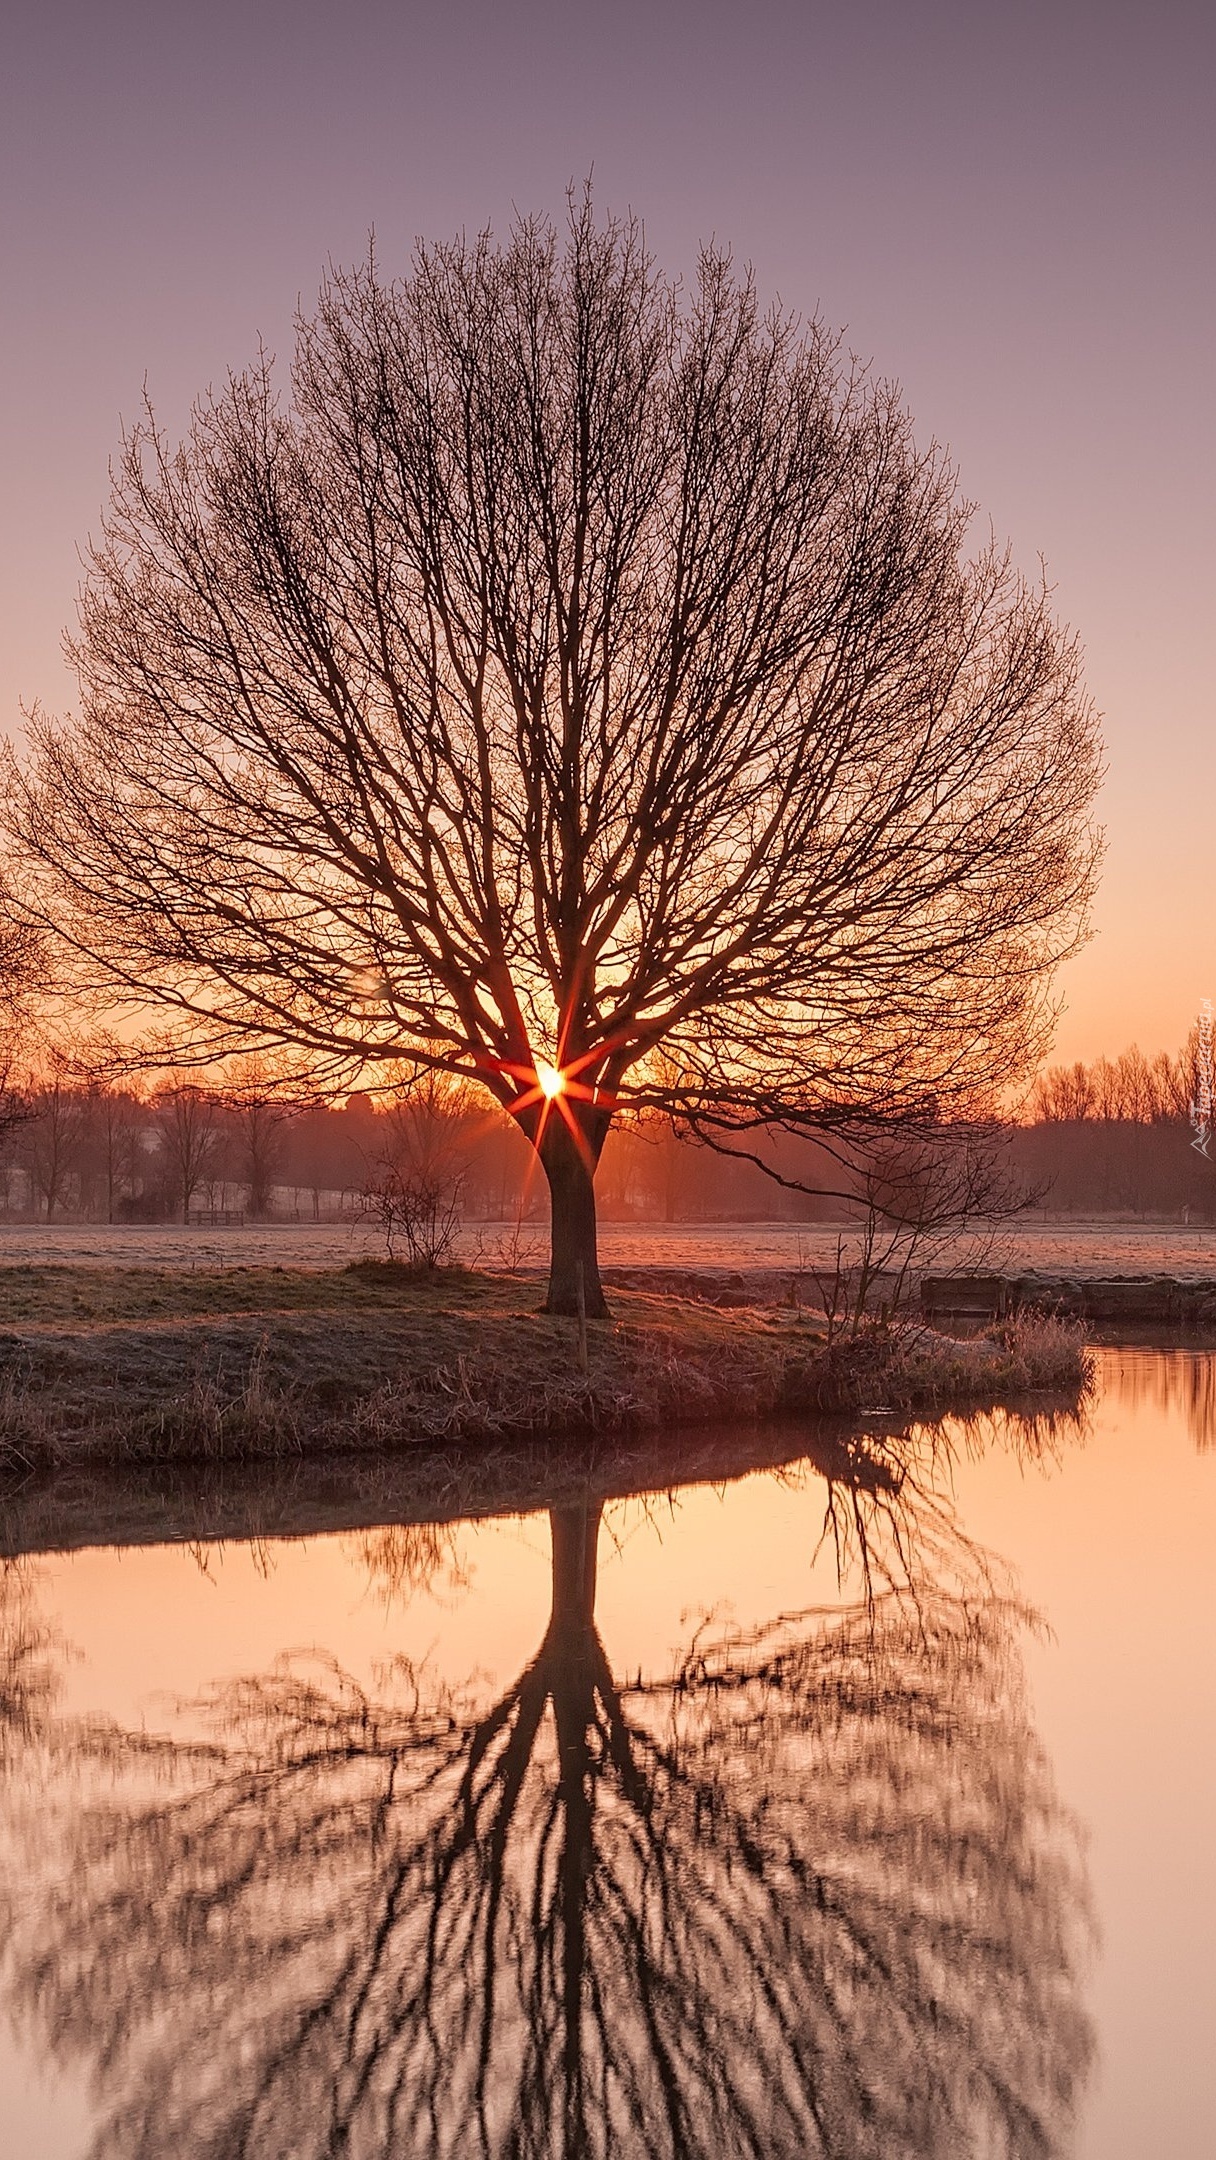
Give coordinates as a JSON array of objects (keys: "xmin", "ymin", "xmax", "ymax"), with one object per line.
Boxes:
[
  {"xmin": 0, "ymin": 1562, "xmax": 59, "ymax": 1758},
  {"xmin": 1100, "ymin": 1341, "xmax": 1216, "ymax": 1451},
  {"xmin": 1, "ymin": 1433, "xmax": 1094, "ymax": 2160}
]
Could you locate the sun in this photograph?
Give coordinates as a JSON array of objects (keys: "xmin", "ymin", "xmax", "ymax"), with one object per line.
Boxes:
[{"xmin": 536, "ymin": 1060, "xmax": 565, "ymax": 1100}]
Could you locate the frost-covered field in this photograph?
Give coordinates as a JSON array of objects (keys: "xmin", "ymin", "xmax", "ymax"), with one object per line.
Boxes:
[{"xmin": 2, "ymin": 1217, "xmax": 1216, "ymax": 1277}]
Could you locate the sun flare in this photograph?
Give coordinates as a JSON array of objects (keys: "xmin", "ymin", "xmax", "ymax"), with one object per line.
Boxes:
[{"xmin": 536, "ymin": 1061, "xmax": 565, "ymax": 1100}]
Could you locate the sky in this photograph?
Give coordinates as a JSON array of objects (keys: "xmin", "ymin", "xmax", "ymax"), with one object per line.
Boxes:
[{"xmin": 1, "ymin": 0, "xmax": 1212, "ymax": 1066}]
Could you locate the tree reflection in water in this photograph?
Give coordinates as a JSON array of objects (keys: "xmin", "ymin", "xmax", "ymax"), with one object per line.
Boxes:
[
  {"xmin": 2, "ymin": 1464, "xmax": 1093, "ymax": 2159},
  {"xmin": 1102, "ymin": 1342, "xmax": 1216, "ymax": 1453},
  {"xmin": 0, "ymin": 1562, "xmax": 59, "ymax": 1758}
]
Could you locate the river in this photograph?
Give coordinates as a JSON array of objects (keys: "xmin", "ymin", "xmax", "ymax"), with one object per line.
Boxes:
[{"xmin": 1, "ymin": 1342, "xmax": 1213, "ymax": 2156}]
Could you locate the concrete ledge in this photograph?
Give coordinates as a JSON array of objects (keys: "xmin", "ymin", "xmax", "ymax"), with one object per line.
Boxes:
[{"xmin": 922, "ymin": 1273, "xmax": 1216, "ymax": 1323}]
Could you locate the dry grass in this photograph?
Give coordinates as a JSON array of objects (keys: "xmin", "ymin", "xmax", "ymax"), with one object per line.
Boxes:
[{"xmin": 0, "ymin": 1262, "xmax": 1091, "ymax": 1476}]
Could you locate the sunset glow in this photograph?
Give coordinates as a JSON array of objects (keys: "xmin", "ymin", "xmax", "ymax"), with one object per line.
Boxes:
[{"xmin": 536, "ymin": 1060, "xmax": 565, "ymax": 1101}]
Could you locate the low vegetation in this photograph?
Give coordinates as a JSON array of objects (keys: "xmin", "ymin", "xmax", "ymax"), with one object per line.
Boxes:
[{"xmin": 0, "ymin": 1261, "xmax": 1092, "ymax": 1475}]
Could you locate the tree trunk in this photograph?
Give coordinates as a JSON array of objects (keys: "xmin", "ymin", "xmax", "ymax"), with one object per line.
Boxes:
[
  {"xmin": 539, "ymin": 1113, "xmax": 609, "ymax": 1318},
  {"xmin": 545, "ymin": 1503, "xmax": 603, "ymax": 2149},
  {"xmin": 548, "ymin": 1502, "xmax": 602, "ymax": 1631}
]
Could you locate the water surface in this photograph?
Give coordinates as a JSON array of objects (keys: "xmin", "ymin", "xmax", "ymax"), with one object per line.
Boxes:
[{"xmin": 2, "ymin": 1345, "xmax": 1214, "ymax": 2155}]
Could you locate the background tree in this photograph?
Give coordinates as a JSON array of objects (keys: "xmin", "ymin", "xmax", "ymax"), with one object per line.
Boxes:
[
  {"xmin": 151, "ymin": 1083, "xmax": 220, "ymax": 1223},
  {"xmin": 71, "ymin": 1071, "xmax": 145, "ymax": 1223},
  {"xmin": 359, "ymin": 1067, "xmax": 480, "ymax": 1267},
  {"xmin": 8, "ymin": 196, "xmax": 1101, "ymax": 1312},
  {"xmin": 221, "ymin": 1055, "xmax": 298, "ymax": 1218},
  {"xmin": 23, "ymin": 1056, "xmax": 88, "ymax": 1218}
]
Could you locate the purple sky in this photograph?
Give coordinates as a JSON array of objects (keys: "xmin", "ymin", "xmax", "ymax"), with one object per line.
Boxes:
[{"xmin": 2, "ymin": 0, "xmax": 1212, "ymax": 1062}]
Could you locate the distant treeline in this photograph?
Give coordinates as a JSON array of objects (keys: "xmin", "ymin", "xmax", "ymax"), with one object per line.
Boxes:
[
  {"xmin": 0, "ymin": 1076, "xmax": 847, "ymax": 1226},
  {"xmin": 1, "ymin": 1039, "xmax": 1211, "ymax": 1226},
  {"xmin": 1013, "ymin": 1037, "xmax": 1216, "ymax": 1216},
  {"xmin": 1026, "ymin": 1044, "xmax": 1194, "ymax": 1124}
]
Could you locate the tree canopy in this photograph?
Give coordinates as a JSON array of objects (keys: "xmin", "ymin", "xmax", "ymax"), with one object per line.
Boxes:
[{"xmin": 7, "ymin": 194, "xmax": 1101, "ymax": 1309}]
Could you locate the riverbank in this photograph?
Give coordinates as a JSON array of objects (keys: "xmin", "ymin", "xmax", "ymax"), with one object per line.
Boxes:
[{"xmin": 0, "ymin": 1261, "xmax": 1091, "ymax": 1475}]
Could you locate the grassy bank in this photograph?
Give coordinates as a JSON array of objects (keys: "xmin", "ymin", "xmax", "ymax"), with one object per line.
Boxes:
[{"xmin": 0, "ymin": 1261, "xmax": 1092, "ymax": 1474}]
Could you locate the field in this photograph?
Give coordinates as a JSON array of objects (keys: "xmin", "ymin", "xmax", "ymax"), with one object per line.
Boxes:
[{"xmin": 0, "ymin": 1216, "xmax": 1214, "ymax": 1277}]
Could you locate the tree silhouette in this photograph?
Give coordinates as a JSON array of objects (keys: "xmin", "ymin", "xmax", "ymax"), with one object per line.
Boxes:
[
  {"xmin": 4, "ymin": 1495, "xmax": 1092, "ymax": 2158},
  {"xmin": 8, "ymin": 193, "xmax": 1100, "ymax": 1312}
]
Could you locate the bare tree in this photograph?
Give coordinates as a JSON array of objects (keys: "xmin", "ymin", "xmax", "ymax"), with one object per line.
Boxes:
[
  {"xmin": 2, "ymin": 1502, "xmax": 1092, "ymax": 2159},
  {"xmin": 7, "ymin": 195, "xmax": 1101, "ymax": 1312},
  {"xmin": 804, "ymin": 1126, "xmax": 1016, "ymax": 1336},
  {"xmin": 75, "ymin": 1075, "xmax": 144, "ymax": 1222},
  {"xmin": 359, "ymin": 1067, "xmax": 478, "ymax": 1266},
  {"xmin": 1028, "ymin": 1060, "xmax": 1097, "ymax": 1123},
  {"xmin": 151, "ymin": 1082, "xmax": 220, "ymax": 1222},
  {"xmin": 221, "ymin": 1055, "xmax": 299, "ymax": 1218},
  {"xmin": 23, "ymin": 1059, "xmax": 88, "ymax": 1217}
]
